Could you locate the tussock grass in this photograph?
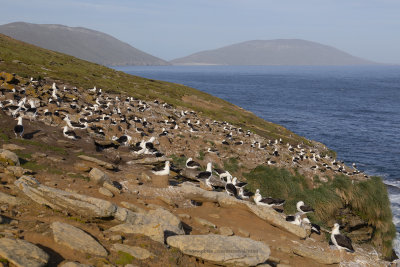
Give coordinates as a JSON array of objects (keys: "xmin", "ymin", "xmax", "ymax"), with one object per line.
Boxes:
[{"xmin": 244, "ymin": 166, "xmax": 396, "ymax": 258}]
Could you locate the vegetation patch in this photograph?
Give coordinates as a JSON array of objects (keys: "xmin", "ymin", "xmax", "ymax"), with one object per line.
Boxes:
[
  {"xmin": 244, "ymin": 165, "xmax": 396, "ymax": 258},
  {"xmin": 223, "ymin": 157, "xmax": 240, "ymax": 173},
  {"xmin": 115, "ymin": 251, "xmax": 134, "ymax": 265}
]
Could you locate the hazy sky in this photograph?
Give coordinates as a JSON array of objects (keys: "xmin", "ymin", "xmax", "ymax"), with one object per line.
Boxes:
[{"xmin": 1, "ymin": 0, "xmax": 399, "ymax": 63}]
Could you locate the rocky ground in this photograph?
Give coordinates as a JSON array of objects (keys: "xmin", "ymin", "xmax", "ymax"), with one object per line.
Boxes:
[{"xmin": 0, "ymin": 72, "xmax": 397, "ymax": 266}]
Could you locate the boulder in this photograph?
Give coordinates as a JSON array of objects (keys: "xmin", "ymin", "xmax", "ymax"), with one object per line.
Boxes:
[
  {"xmin": 99, "ymin": 187, "xmax": 113, "ymax": 197},
  {"xmin": 0, "ymin": 191, "xmax": 24, "ymax": 205},
  {"xmin": 167, "ymin": 234, "xmax": 270, "ymax": 266},
  {"xmin": 51, "ymin": 222, "xmax": 107, "ymax": 257},
  {"xmin": 108, "ymin": 222, "xmax": 165, "ymax": 243},
  {"xmin": 0, "ymin": 149, "xmax": 20, "ymax": 166},
  {"xmin": 59, "ymin": 262, "xmax": 93, "ymax": 267},
  {"xmin": 6, "ymin": 166, "xmax": 31, "ymax": 177},
  {"xmin": 78, "ymin": 155, "xmax": 116, "ymax": 170},
  {"xmin": 74, "ymin": 162, "xmax": 91, "ymax": 172},
  {"xmin": 0, "ymin": 238, "xmax": 49, "ymax": 267},
  {"xmin": 109, "ymin": 208, "xmax": 184, "ymax": 243},
  {"xmin": 112, "ymin": 243, "xmax": 154, "ymax": 260},
  {"xmin": 219, "ymin": 226, "xmax": 234, "ymax": 236},
  {"xmin": 89, "ymin": 168, "xmax": 110, "ymax": 185},
  {"xmin": 15, "ymin": 175, "xmax": 118, "ymax": 218},
  {"xmin": 120, "ymin": 201, "xmax": 146, "ymax": 213}
]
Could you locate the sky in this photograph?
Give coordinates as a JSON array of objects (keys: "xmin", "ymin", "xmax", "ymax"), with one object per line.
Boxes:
[{"xmin": 1, "ymin": 0, "xmax": 400, "ymax": 63}]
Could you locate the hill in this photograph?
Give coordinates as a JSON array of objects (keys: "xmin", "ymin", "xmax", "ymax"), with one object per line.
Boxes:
[
  {"xmin": 0, "ymin": 34, "xmax": 396, "ymax": 265},
  {"xmin": 0, "ymin": 22, "xmax": 169, "ymax": 66},
  {"xmin": 171, "ymin": 39, "xmax": 376, "ymax": 66}
]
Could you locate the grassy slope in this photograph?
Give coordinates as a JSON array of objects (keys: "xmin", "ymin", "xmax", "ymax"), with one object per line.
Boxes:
[{"xmin": 0, "ymin": 33, "xmax": 309, "ymax": 145}]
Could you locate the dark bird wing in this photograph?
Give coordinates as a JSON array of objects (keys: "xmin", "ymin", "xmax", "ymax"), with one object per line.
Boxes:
[
  {"xmin": 261, "ymin": 197, "xmax": 285, "ymax": 205},
  {"xmin": 187, "ymin": 160, "xmax": 200, "ymax": 168},
  {"xmin": 225, "ymin": 183, "xmax": 238, "ymax": 196},
  {"xmin": 300, "ymin": 204, "xmax": 315, "ymax": 212},
  {"xmin": 285, "ymin": 215, "xmax": 295, "ymax": 222},
  {"xmin": 197, "ymin": 171, "xmax": 211, "ymax": 179},
  {"xmin": 334, "ymin": 234, "xmax": 355, "ymax": 252}
]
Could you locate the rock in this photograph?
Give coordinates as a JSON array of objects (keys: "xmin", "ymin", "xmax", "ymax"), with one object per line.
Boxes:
[
  {"xmin": 0, "ymin": 191, "xmax": 23, "ymax": 205},
  {"xmin": 110, "ymin": 235, "xmax": 122, "ymax": 242},
  {"xmin": 112, "ymin": 243, "xmax": 154, "ymax": 260},
  {"xmin": 109, "ymin": 208, "xmax": 184, "ymax": 243},
  {"xmin": 32, "ymin": 152, "xmax": 47, "ymax": 159},
  {"xmin": 15, "ymin": 175, "xmax": 118, "ymax": 218},
  {"xmin": 0, "ymin": 72, "xmax": 18, "ymax": 84},
  {"xmin": 120, "ymin": 201, "xmax": 146, "ymax": 213},
  {"xmin": 194, "ymin": 217, "xmax": 216, "ymax": 228},
  {"xmin": 103, "ymin": 181, "xmax": 120, "ymax": 195},
  {"xmin": 208, "ymin": 213, "xmax": 220, "ymax": 219},
  {"xmin": 78, "ymin": 155, "xmax": 116, "ymax": 170},
  {"xmin": 74, "ymin": 162, "xmax": 91, "ymax": 172},
  {"xmin": 167, "ymin": 234, "xmax": 270, "ymax": 266},
  {"xmin": 59, "ymin": 262, "xmax": 93, "ymax": 267},
  {"xmin": 89, "ymin": 168, "xmax": 110, "ymax": 185},
  {"xmin": 51, "ymin": 222, "xmax": 108, "ymax": 257},
  {"xmin": 2, "ymin": 144, "xmax": 25, "ymax": 151},
  {"xmin": 219, "ymin": 226, "xmax": 234, "ymax": 236},
  {"xmin": 99, "ymin": 187, "xmax": 113, "ymax": 197},
  {"xmin": 0, "ymin": 149, "xmax": 20, "ymax": 166},
  {"xmin": 0, "ymin": 237, "xmax": 49, "ymax": 267},
  {"xmin": 48, "ymin": 156, "xmax": 65, "ymax": 163},
  {"xmin": 6, "ymin": 166, "xmax": 30, "ymax": 177},
  {"xmin": 291, "ymin": 245, "xmax": 339, "ymax": 265},
  {"xmin": 178, "ymin": 214, "xmax": 191, "ymax": 219},
  {"xmin": 238, "ymin": 228, "xmax": 250, "ymax": 237},
  {"xmin": 108, "ymin": 222, "xmax": 165, "ymax": 243}
]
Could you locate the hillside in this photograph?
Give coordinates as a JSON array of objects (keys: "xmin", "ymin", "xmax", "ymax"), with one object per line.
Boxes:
[
  {"xmin": 0, "ymin": 35, "xmax": 397, "ymax": 266},
  {"xmin": 171, "ymin": 39, "xmax": 376, "ymax": 66},
  {"xmin": 0, "ymin": 22, "xmax": 169, "ymax": 66}
]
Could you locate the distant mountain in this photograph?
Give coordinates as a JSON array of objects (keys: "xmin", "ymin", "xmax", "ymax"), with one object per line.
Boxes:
[
  {"xmin": 171, "ymin": 39, "xmax": 376, "ymax": 66},
  {"xmin": 0, "ymin": 22, "xmax": 169, "ymax": 66}
]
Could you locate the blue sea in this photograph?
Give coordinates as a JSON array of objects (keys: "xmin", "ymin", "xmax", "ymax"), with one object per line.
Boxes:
[{"xmin": 115, "ymin": 65, "xmax": 400, "ymax": 254}]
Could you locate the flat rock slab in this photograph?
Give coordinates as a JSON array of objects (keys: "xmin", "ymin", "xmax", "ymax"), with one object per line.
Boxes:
[
  {"xmin": 15, "ymin": 175, "xmax": 118, "ymax": 218},
  {"xmin": 2, "ymin": 144, "xmax": 25, "ymax": 151},
  {"xmin": 0, "ymin": 237, "xmax": 49, "ymax": 267},
  {"xmin": 112, "ymin": 243, "xmax": 154, "ymax": 260},
  {"xmin": 59, "ymin": 262, "xmax": 93, "ymax": 267},
  {"xmin": 167, "ymin": 234, "xmax": 270, "ymax": 266},
  {"xmin": 51, "ymin": 222, "xmax": 108, "ymax": 257},
  {"xmin": 78, "ymin": 155, "xmax": 116, "ymax": 170},
  {"xmin": 108, "ymin": 222, "xmax": 168, "ymax": 244}
]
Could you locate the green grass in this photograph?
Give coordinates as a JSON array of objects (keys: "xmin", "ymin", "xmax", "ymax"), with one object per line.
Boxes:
[
  {"xmin": 244, "ymin": 165, "xmax": 396, "ymax": 259},
  {"xmin": 223, "ymin": 157, "xmax": 240, "ymax": 173},
  {"xmin": 0, "ymin": 33, "xmax": 314, "ymax": 148},
  {"xmin": 197, "ymin": 150, "xmax": 205, "ymax": 160},
  {"xmin": 115, "ymin": 251, "xmax": 134, "ymax": 265},
  {"xmin": 170, "ymin": 154, "xmax": 187, "ymax": 169},
  {"xmin": 14, "ymin": 139, "xmax": 67, "ymax": 155}
]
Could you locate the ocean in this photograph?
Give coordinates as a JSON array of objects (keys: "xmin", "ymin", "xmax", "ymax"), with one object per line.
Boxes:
[{"xmin": 115, "ymin": 65, "xmax": 400, "ymax": 254}]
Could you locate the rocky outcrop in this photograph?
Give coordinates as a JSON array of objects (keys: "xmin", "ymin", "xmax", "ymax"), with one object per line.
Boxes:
[
  {"xmin": 109, "ymin": 208, "xmax": 184, "ymax": 243},
  {"xmin": 59, "ymin": 262, "xmax": 93, "ymax": 267},
  {"xmin": 0, "ymin": 149, "xmax": 20, "ymax": 166},
  {"xmin": 167, "ymin": 234, "xmax": 270, "ymax": 266},
  {"xmin": 51, "ymin": 222, "xmax": 108, "ymax": 256},
  {"xmin": 0, "ymin": 238, "xmax": 49, "ymax": 267},
  {"xmin": 15, "ymin": 175, "xmax": 118, "ymax": 218}
]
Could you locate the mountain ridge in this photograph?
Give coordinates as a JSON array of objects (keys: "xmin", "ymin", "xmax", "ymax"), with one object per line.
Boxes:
[
  {"xmin": 171, "ymin": 39, "xmax": 377, "ymax": 66},
  {"xmin": 0, "ymin": 22, "xmax": 169, "ymax": 66}
]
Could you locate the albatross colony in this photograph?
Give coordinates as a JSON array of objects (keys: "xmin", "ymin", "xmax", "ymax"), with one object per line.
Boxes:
[{"xmin": 1, "ymin": 73, "xmax": 369, "ymax": 258}]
